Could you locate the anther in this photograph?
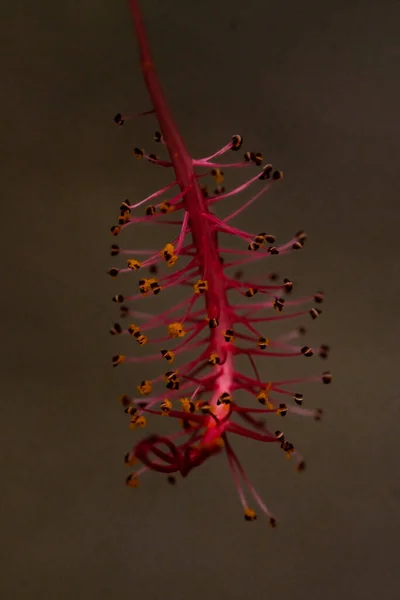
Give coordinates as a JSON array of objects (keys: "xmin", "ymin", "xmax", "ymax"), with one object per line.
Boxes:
[
  {"xmin": 319, "ymin": 344, "xmax": 330, "ymax": 360},
  {"xmin": 211, "ymin": 168, "xmax": 224, "ymax": 185},
  {"xmin": 159, "ymin": 201, "xmax": 173, "ymax": 214},
  {"xmin": 146, "ymin": 205, "xmax": 156, "ymax": 216},
  {"xmin": 207, "ymin": 317, "xmax": 219, "ymax": 329},
  {"xmin": 112, "ymin": 354, "xmax": 125, "ymax": 367},
  {"xmin": 161, "ymin": 243, "xmax": 178, "ymax": 267},
  {"xmin": 272, "ymin": 170, "xmax": 283, "ymax": 181},
  {"xmin": 133, "ymin": 147, "xmax": 144, "ymax": 159},
  {"xmin": 193, "ymin": 279, "xmax": 208, "ymax": 294},
  {"xmin": 180, "ymin": 398, "xmax": 195, "ymax": 413},
  {"xmin": 301, "ymin": 346, "xmax": 313, "ymax": 357},
  {"xmin": 110, "ymin": 225, "xmax": 121, "ymax": 236},
  {"xmin": 108, "ymin": 268, "xmax": 119, "ymax": 278},
  {"xmin": 223, "ymin": 329, "xmax": 235, "ymax": 343},
  {"xmin": 283, "ymin": 278, "xmax": 293, "ymax": 293},
  {"xmin": 322, "ymin": 371, "xmax": 332, "ymax": 384},
  {"xmin": 257, "ymin": 337, "xmax": 270, "ymax": 350},
  {"xmin": 127, "ymin": 259, "xmax": 142, "ymax": 271},
  {"xmin": 245, "ymin": 288, "xmax": 258, "ymax": 297},
  {"xmin": 314, "ymin": 408, "xmax": 323, "ymax": 421},
  {"xmin": 309, "ymin": 308, "xmax": 322, "ymax": 320},
  {"xmin": 217, "ymin": 392, "xmax": 232, "ymax": 405},
  {"xmin": 114, "ymin": 113, "xmax": 124, "ymax": 126},
  {"xmin": 231, "ymin": 134, "xmax": 243, "ymax": 151},
  {"xmin": 273, "ymin": 297, "xmax": 285, "ymax": 312},
  {"xmin": 119, "ymin": 305, "xmax": 129, "ymax": 318},
  {"xmin": 214, "ymin": 186, "xmax": 225, "ymax": 195},
  {"xmin": 200, "ymin": 185, "xmax": 209, "ymax": 197},
  {"xmin": 112, "ymin": 294, "xmax": 124, "ymax": 304},
  {"xmin": 259, "ymin": 164, "xmax": 273, "ymax": 180},
  {"xmin": 160, "ymin": 399, "xmax": 172, "ymax": 415},
  {"xmin": 269, "ymin": 517, "xmax": 277, "ymax": 528},
  {"xmin": 124, "ymin": 452, "xmax": 137, "ymax": 466},
  {"xmin": 118, "ymin": 213, "xmax": 130, "ymax": 225},
  {"xmin": 120, "ymin": 394, "xmax": 131, "ymax": 408},
  {"xmin": 120, "ymin": 200, "xmax": 130, "ymax": 212},
  {"xmin": 111, "ymin": 244, "xmax": 120, "ymax": 256},
  {"xmin": 244, "ymin": 508, "xmax": 257, "ymax": 521},
  {"xmin": 296, "ymin": 230, "xmax": 307, "ymax": 245},
  {"xmin": 110, "ymin": 323, "xmax": 122, "ymax": 336},
  {"xmin": 137, "ymin": 380, "xmax": 152, "ymax": 395},
  {"xmin": 125, "ymin": 474, "xmax": 139, "ymax": 488},
  {"xmin": 168, "ymin": 322, "xmax": 186, "ymax": 338},
  {"xmin": 208, "ymin": 353, "xmax": 221, "ymax": 365},
  {"xmin": 277, "ymin": 403, "xmax": 287, "ymax": 417},
  {"xmin": 161, "ymin": 349, "xmax": 175, "ymax": 364},
  {"xmin": 293, "ymin": 392, "xmax": 303, "ymax": 406}
]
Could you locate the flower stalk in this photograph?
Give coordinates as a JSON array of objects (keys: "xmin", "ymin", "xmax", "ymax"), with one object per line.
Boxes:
[{"xmin": 109, "ymin": 0, "xmax": 332, "ymax": 525}]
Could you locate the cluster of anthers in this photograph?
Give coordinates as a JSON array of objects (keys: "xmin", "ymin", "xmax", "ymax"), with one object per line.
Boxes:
[{"xmin": 109, "ymin": 121, "xmax": 331, "ymax": 526}]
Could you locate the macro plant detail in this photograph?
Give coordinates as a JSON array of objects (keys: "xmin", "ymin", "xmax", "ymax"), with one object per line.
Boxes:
[{"xmin": 109, "ymin": 0, "xmax": 332, "ymax": 525}]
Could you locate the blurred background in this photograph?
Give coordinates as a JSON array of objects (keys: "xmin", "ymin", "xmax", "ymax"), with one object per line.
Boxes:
[{"xmin": 1, "ymin": 0, "xmax": 399, "ymax": 598}]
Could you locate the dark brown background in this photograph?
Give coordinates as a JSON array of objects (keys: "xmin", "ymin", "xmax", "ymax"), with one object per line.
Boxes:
[{"xmin": 2, "ymin": 1, "xmax": 399, "ymax": 598}]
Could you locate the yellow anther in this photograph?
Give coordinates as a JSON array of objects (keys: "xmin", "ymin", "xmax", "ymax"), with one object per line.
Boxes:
[
  {"xmin": 208, "ymin": 353, "xmax": 221, "ymax": 366},
  {"xmin": 159, "ymin": 201, "xmax": 174, "ymax": 214},
  {"xmin": 276, "ymin": 406, "xmax": 287, "ymax": 417},
  {"xmin": 118, "ymin": 212, "xmax": 130, "ymax": 225},
  {"xmin": 112, "ymin": 354, "xmax": 125, "ymax": 367},
  {"xmin": 160, "ymin": 399, "xmax": 172, "ymax": 415},
  {"xmin": 162, "ymin": 243, "xmax": 174, "ymax": 255},
  {"xmin": 136, "ymin": 416, "xmax": 147, "ymax": 428},
  {"xmin": 139, "ymin": 278, "xmax": 161, "ymax": 296},
  {"xmin": 217, "ymin": 392, "xmax": 232, "ymax": 405},
  {"xmin": 137, "ymin": 380, "xmax": 152, "ymax": 395},
  {"xmin": 129, "ymin": 416, "xmax": 138, "ymax": 430},
  {"xmin": 161, "ymin": 243, "xmax": 178, "ymax": 267},
  {"xmin": 160, "ymin": 349, "xmax": 175, "ymax": 364},
  {"xmin": 127, "ymin": 258, "xmax": 142, "ymax": 271},
  {"xmin": 168, "ymin": 322, "xmax": 186, "ymax": 338},
  {"xmin": 244, "ymin": 508, "xmax": 257, "ymax": 521},
  {"xmin": 222, "ymin": 329, "xmax": 235, "ymax": 343},
  {"xmin": 211, "ymin": 168, "xmax": 224, "ymax": 185},
  {"xmin": 257, "ymin": 382, "xmax": 273, "ymax": 406},
  {"xmin": 257, "ymin": 336, "xmax": 270, "ymax": 349},
  {"xmin": 193, "ymin": 279, "xmax": 208, "ymax": 294},
  {"xmin": 126, "ymin": 474, "xmax": 139, "ymax": 488},
  {"xmin": 110, "ymin": 225, "xmax": 121, "ymax": 236},
  {"xmin": 180, "ymin": 398, "xmax": 194, "ymax": 413},
  {"xmin": 124, "ymin": 452, "xmax": 138, "ymax": 466},
  {"xmin": 128, "ymin": 324, "xmax": 140, "ymax": 335}
]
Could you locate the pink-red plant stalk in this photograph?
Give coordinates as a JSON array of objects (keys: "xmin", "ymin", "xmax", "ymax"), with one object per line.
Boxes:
[{"xmin": 109, "ymin": 0, "xmax": 332, "ymax": 525}]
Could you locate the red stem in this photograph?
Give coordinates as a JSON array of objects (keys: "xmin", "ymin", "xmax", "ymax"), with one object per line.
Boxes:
[{"xmin": 128, "ymin": 0, "xmax": 233, "ymax": 371}]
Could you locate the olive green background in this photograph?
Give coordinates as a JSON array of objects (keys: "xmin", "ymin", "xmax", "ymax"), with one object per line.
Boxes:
[{"xmin": 2, "ymin": 1, "xmax": 399, "ymax": 598}]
